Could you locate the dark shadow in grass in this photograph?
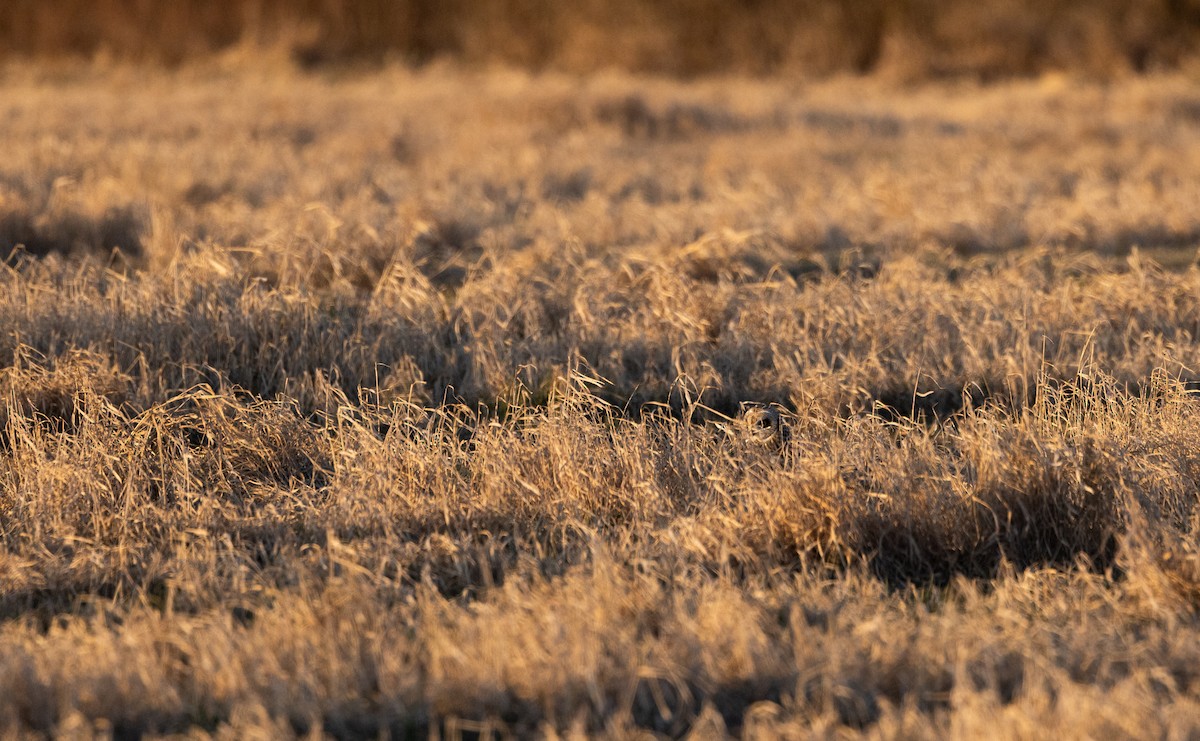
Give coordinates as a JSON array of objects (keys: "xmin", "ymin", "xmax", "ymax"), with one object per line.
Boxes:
[
  {"xmin": 869, "ymin": 383, "xmax": 991, "ymax": 425},
  {"xmin": 707, "ymin": 678, "xmax": 789, "ymax": 734},
  {"xmin": 1107, "ymin": 224, "xmax": 1200, "ymax": 251},
  {"xmin": 593, "ymin": 96, "xmax": 926, "ymax": 143},
  {"xmin": 541, "ymin": 167, "xmax": 592, "ymax": 204},
  {"xmin": 593, "ymin": 95, "xmax": 771, "ymax": 140},
  {"xmin": 0, "ymin": 579, "xmax": 142, "ymax": 631},
  {"xmin": 611, "ymin": 373, "xmax": 1143, "ymax": 589},
  {"xmin": 594, "ymin": 383, "xmax": 793, "ymax": 427},
  {"xmin": 0, "ymin": 205, "xmax": 146, "ymax": 265},
  {"xmin": 858, "ymin": 377, "xmax": 1137, "ymax": 586},
  {"xmin": 864, "ymin": 373, "xmax": 1125, "ymax": 427},
  {"xmin": 182, "ymin": 179, "xmax": 232, "ymax": 207},
  {"xmin": 943, "ymin": 222, "xmax": 1200, "ymax": 266},
  {"xmin": 859, "ymin": 510, "xmax": 1122, "ymax": 590},
  {"xmin": 628, "ymin": 672, "xmax": 905, "ymax": 737},
  {"xmin": 318, "ymin": 715, "xmax": 429, "ymax": 741},
  {"xmin": 799, "ymin": 108, "xmax": 904, "ymax": 138},
  {"xmin": 410, "ymin": 216, "xmax": 484, "ymax": 291}
]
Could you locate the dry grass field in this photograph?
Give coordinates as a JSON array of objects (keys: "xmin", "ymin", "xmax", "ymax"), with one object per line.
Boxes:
[{"xmin": 6, "ymin": 56, "xmax": 1200, "ymax": 738}]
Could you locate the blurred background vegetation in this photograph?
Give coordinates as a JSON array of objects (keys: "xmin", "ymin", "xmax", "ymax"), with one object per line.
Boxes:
[{"xmin": 3, "ymin": 0, "xmax": 1200, "ymax": 78}]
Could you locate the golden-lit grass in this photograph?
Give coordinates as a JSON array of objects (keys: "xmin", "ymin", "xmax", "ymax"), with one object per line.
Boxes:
[{"xmin": 4, "ymin": 62, "xmax": 1200, "ymax": 737}]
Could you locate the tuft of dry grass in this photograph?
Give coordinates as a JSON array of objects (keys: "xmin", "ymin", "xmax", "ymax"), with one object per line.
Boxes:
[{"xmin": 4, "ymin": 63, "xmax": 1200, "ymax": 736}]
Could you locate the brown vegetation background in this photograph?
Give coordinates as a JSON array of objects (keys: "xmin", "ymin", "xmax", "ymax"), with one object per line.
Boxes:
[{"xmin": 4, "ymin": 0, "xmax": 1200, "ymax": 77}]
